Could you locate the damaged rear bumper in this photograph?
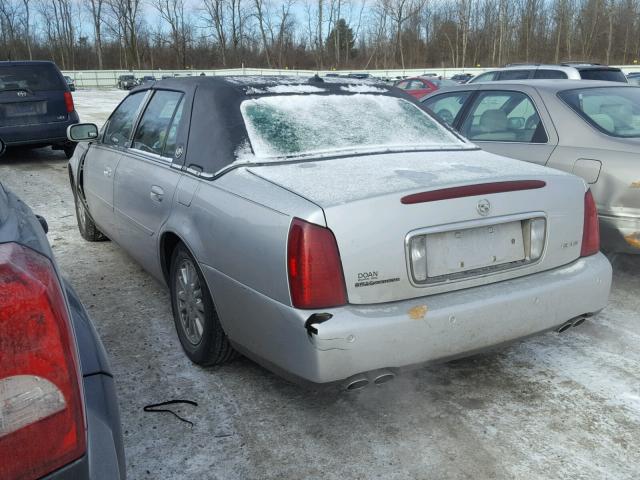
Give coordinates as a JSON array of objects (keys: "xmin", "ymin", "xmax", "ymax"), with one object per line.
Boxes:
[{"xmin": 208, "ymin": 253, "xmax": 612, "ymax": 385}]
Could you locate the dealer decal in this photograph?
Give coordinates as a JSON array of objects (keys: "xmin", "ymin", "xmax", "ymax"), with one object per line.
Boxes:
[{"xmin": 354, "ymin": 271, "xmax": 400, "ymax": 288}]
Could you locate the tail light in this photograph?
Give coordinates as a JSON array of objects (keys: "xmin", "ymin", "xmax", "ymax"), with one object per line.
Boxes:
[
  {"xmin": 63, "ymin": 91, "xmax": 74, "ymax": 113},
  {"xmin": 581, "ymin": 189, "xmax": 600, "ymax": 257},
  {"xmin": 287, "ymin": 218, "xmax": 347, "ymax": 309},
  {"xmin": 0, "ymin": 243, "xmax": 85, "ymax": 480}
]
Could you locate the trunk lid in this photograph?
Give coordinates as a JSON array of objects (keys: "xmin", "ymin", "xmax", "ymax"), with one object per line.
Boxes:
[{"xmin": 248, "ymin": 150, "xmax": 587, "ymax": 304}]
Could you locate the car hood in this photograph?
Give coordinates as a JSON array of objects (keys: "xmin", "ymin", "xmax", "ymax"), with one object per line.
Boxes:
[{"xmin": 245, "ymin": 149, "xmax": 569, "ymax": 208}]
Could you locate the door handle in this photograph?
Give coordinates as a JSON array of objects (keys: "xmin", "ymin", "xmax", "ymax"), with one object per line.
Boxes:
[
  {"xmin": 103, "ymin": 167, "xmax": 112, "ymax": 177},
  {"xmin": 150, "ymin": 185, "xmax": 164, "ymax": 202}
]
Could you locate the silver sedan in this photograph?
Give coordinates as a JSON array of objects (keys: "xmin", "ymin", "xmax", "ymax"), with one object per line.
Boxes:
[
  {"xmin": 66, "ymin": 76, "xmax": 611, "ymax": 389},
  {"xmin": 422, "ymin": 80, "xmax": 640, "ymax": 254}
]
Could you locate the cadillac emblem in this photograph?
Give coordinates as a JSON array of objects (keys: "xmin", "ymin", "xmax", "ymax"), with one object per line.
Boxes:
[{"xmin": 477, "ymin": 199, "xmax": 491, "ymax": 216}]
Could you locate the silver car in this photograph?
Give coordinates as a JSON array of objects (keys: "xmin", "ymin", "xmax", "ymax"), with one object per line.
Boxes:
[
  {"xmin": 468, "ymin": 64, "xmax": 628, "ymax": 83},
  {"xmin": 423, "ymin": 80, "xmax": 640, "ymax": 254},
  {"xmin": 66, "ymin": 76, "xmax": 611, "ymax": 388}
]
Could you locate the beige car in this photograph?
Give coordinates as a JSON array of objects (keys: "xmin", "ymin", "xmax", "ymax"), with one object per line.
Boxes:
[{"xmin": 423, "ymin": 80, "xmax": 640, "ymax": 254}]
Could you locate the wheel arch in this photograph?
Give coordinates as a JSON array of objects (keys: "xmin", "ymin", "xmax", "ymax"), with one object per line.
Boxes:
[{"xmin": 159, "ymin": 230, "xmax": 201, "ymax": 285}]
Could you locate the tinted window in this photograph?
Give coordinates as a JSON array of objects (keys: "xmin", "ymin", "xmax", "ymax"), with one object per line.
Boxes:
[
  {"xmin": 0, "ymin": 64, "xmax": 65, "ymax": 92},
  {"xmin": 461, "ymin": 91, "xmax": 547, "ymax": 143},
  {"xmin": 133, "ymin": 90, "xmax": 184, "ymax": 157},
  {"xmin": 559, "ymin": 87, "xmax": 640, "ymax": 138},
  {"xmin": 499, "ymin": 70, "xmax": 532, "ymax": 80},
  {"xmin": 469, "ymin": 72, "xmax": 498, "ymax": 83},
  {"xmin": 579, "ymin": 69, "xmax": 627, "ymax": 82},
  {"xmin": 103, "ymin": 92, "xmax": 146, "ymax": 147},
  {"xmin": 423, "ymin": 91, "xmax": 472, "ymax": 126},
  {"xmin": 533, "ymin": 69, "xmax": 568, "ymax": 79},
  {"xmin": 395, "ymin": 81, "xmax": 410, "ymax": 90}
]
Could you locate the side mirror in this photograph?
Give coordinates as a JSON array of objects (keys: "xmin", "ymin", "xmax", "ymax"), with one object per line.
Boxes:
[
  {"xmin": 67, "ymin": 123, "xmax": 99, "ymax": 142},
  {"xmin": 0, "ymin": 138, "xmax": 5, "ymax": 157}
]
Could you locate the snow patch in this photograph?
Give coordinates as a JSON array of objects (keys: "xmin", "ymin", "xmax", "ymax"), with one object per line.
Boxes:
[
  {"xmin": 340, "ymin": 85, "xmax": 387, "ymax": 93},
  {"xmin": 266, "ymin": 85, "xmax": 325, "ymax": 94}
]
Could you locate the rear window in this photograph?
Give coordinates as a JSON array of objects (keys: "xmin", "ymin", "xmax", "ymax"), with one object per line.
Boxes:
[
  {"xmin": 533, "ymin": 69, "xmax": 568, "ymax": 79},
  {"xmin": 579, "ymin": 69, "xmax": 627, "ymax": 83},
  {"xmin": 240, "ymin": 94, "xmax": 466, "ymax": 160},
  {"xmin": 559, "ymin": 87, "xmax": 640, "ymax": 138},
  {"xmin": 0, "ymin": 64, "xmax": 65, "ymax": 92}
]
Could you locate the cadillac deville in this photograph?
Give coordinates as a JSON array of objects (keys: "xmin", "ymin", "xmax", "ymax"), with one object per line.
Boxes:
[{"xmin": 66, "ymin": 76, "xmax": 612, "ymax": 389}]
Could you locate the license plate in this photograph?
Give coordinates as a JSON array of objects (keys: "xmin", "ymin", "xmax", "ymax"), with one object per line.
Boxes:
[
  {"xmin": 4, "ymin": 102, "xmax": 44, "ymax": 117},
  {"xmin": 426, "ymin": 221, "xmax": 524, "ymax": 278}
]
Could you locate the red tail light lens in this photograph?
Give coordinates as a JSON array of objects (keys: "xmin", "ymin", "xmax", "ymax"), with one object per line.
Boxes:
[
  {"xmin": 0, "ymin": 243, "xmax": 85, "ymax": 480},
  {"xmin": 63, "ymin": 91, "xmax": 74, "ymax": 113},
  {"xmin": 581, "ymin": 189, "xmax": 600, "ymax": 257},
  {"xmin": 287, "ymin": 218, "xmax": 347, "ymax": 309}
]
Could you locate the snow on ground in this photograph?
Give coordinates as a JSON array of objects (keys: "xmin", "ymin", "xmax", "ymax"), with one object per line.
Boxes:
[{"xmin": 73, "ymin": 88, "xmax": 128, "ymax": 126}]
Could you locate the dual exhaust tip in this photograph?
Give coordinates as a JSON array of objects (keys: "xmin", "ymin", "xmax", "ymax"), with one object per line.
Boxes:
[
  {"xmin": 345, "ymin": 370, "xmax": 396, "ymax": 391},
  {"xmin": 556, "ymin": 315, "xmax": 588, "ymax": 333},
  {"xmin": 346, "ymin": 315, "xmax": 589, "ymax": 390}
]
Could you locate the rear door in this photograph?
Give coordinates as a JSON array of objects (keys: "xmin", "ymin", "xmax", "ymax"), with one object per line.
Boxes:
[
  {"xmin": 497, "ymin": 69, "xmax": 533, "ymax": 80},
  {"xmin": 458, "ymin": 87, "xmax": 558, "ymax": 165},
  {"xmin": 83, "ymin": 91, "xmax": 147, "ymax": 238},
  {"xmin": 422, "ymin": 90, "xmax": 475, "ymax": 126},
  {"xmin": 0, "ymin": 63, "xmax": 68, "ymax": 128},
  {"xmin": 114, "ymin": 89, "xmax": 187, "ymax": 276}
]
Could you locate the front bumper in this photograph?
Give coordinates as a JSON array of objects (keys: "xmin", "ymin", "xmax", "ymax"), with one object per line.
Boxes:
[
  {"xmin": 600, "ymin": 213, "xmax": 640, "ymax": 254},
  {"xmin": 214, "ymin": 253, "xmax": 612, "ymax": 385},
  {"xmin": 0, "ymin": 112, "xmax": 79, "ymax": 146}
]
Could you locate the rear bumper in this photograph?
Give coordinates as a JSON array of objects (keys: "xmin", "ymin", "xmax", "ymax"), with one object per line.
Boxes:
[
  {"xmin": 43, "ymin": 374, "xmax": 125, "ymax": 480},
  {"xmin": 600, "ymin": 213, "xmax": 640, "ymax": 254},
  {"xmin": 0, "ymin": 112, "xmax": 79, "ymax": 146},
  {"xmin": 215, "ymin": 253, "xmax": 612, "ymax": 384}
]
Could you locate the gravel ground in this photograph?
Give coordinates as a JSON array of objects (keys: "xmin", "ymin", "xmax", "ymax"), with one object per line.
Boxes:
[{"xmin": 1, "ymin": 89, "xmax": 639, "ymax": 480}]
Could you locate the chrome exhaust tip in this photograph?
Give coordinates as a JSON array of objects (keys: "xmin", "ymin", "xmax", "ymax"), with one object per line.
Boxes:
[
  {"xmin": 556, "ymin": 321, "xmax": 573, "ymax": 333},
  {"xmin": 571, "ymin": 317, "xmax": 586, "ymax": 327},
  {"xmin": 373, "ymin": 372, "xmax": 395, "ymax": 385},
  {"xmin": 345, "ymin": 378, "xmax": 369, "ymax": 391}
]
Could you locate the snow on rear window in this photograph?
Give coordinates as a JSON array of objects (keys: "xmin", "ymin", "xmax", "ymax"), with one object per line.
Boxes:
[{"xmin": 240, "ymin": 94, "xmax": 463, "ymax": 160}]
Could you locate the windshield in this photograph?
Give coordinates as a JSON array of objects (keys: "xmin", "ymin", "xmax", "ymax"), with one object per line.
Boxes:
[
  {"xmin": 559, "ymin": 87, "xmax": 640, "ymax": 138},
  {"xmin": 240, "ymin": 94, "xmax": 466, "ymax": 160},
  {"xmin": 0, "ymin": 64, "xmax": 65, "ymax": 92}
]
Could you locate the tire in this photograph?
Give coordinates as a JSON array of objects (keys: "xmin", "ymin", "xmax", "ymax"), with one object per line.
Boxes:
[
  {"xmin": 63, "ymin": 143, "xmax": 76, "ymax": 159},
  {"xmin": 169, "ymin": 244, "xmax": 236, "ymax": 366},
  {"xmin": 73, "ymin": 189, "xmax": 107, "ymax": 241}
]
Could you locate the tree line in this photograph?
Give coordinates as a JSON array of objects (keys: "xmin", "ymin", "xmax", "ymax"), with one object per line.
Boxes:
[{"xmin": 1, "ymin": 0, "xmax": 640, "ymax": 71}]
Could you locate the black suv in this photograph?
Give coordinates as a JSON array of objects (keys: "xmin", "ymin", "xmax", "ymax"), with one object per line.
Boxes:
[{"xmin": 0, "ymin": 61, "xmax": 79, "ymax": 158}]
